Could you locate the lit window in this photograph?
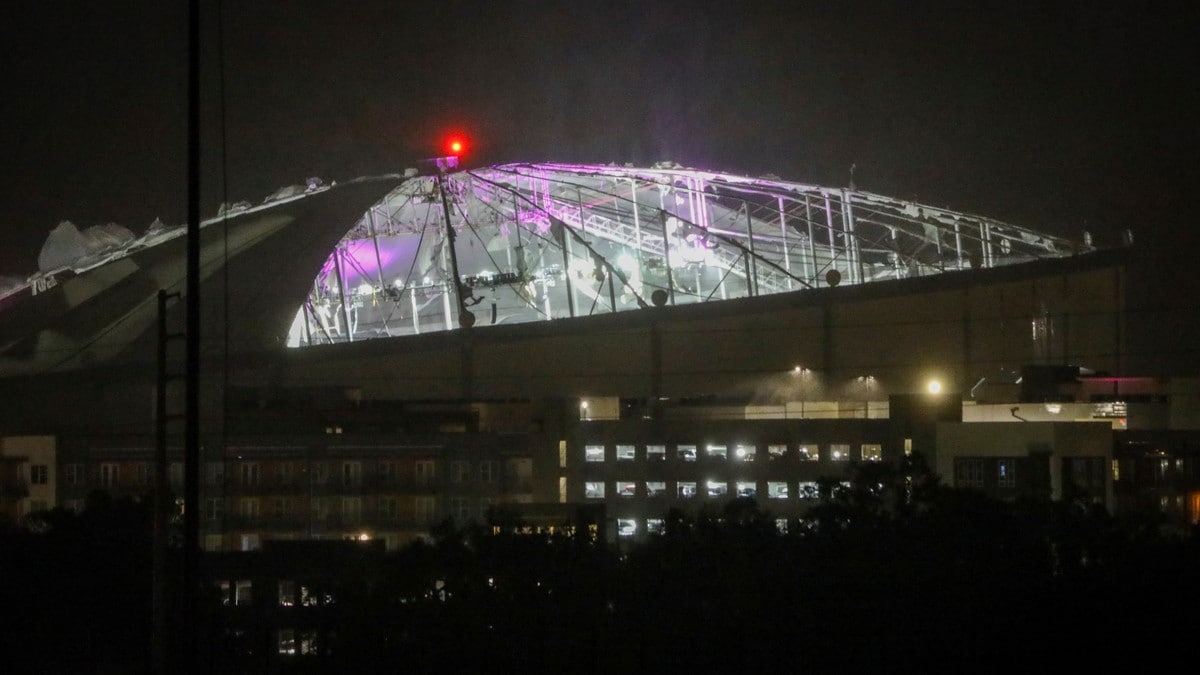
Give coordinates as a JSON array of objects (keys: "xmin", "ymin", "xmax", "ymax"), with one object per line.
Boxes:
[
  {"xmin": 646, "ymin": 445, "xmax": 666, "ymax": 461},
  {"xmin": 904, "ymin": 438, "xmax": 913, "ymax": 456},
  {"xmin": 278, "ymin": 580, "xmax": 296, "ymax": 607},
  {"xmin": 1111, "ymin": 459, "xmax": 1120, "ymax": 481},
  {"xmin": 585, "ymin": 445, "xmax": 605, "ymax": 462},
  {"xmin": 997, "ymin": 459, "xmax": 1016, "ymax": 488},
  {"xmin": 734, "ymin": 444, "xmax": 756, "ymax": 461},
  {"xmin": 584, "ymin": 481, "xmax": 605, "ymax": 499},
  {"xmin": 706, "ymin": 444, "xmax": 728, "ymax": 460},
  {"xmin": 616, "ymin": 445, "xmax": 636, "ymax": 461},
  {"xmin": 677, "ymin": 445, "xmax": 697, "ymax": 462},
  {"xmin": 736, "ymin": 481, "xmax": 756, "ymax": 498},
  {"xmin": 767, "ymin": 444, "xmax": 787, "ymax": 460},
  {"xmin": 797, "ymin": 444, "xmax": 819, "ymax": 461},
  {"xmin": 646, "ymin": 481, "xmax": 666, "ymax": 497},
  {"xmin": 617, "ymin": 481, "xmax": 637, "ymax": 497},
  {"xmin": 677, "ymin": 481, "xmax": 697, "ymax": 498},
  {"xmin": 861, "ymin": 444, "xmax": 882, "ymax": 462},
  {"xmin": 829, "ymin": 444, "xmax": 850, "ymax": 461},
  {"xmin": 617, "ymin": 518, "xmax": 637, "ymax": 537},
  {"xmin": 767, "ymin": 482, "xmax": 788, "ymax": 499},
  {"xmin": 646, "ymin": 518, "xmax": 665, "ymax": 535},
  {"xmin": 706, "ymin": 481, "xmax": 728, "ymax": 498},
  {"xmin": 775, "ymin": 518, "xmax": 789, "ymax": 535},
  {"xmin": 797, "ymin": 482, "xmax": 820, "ymax": 500},
  {"xmin": 278, "ymin": 629, "xmax": 296, "ymax": 656},
  {"xmin": 558, "ymin": 440, "xmax": 567, "ymax": 468}
]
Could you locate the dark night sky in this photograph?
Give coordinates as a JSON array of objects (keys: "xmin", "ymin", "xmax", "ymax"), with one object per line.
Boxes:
[{"xmin": 2, "ymin": 1, "xmax": 1198, "ymax": 279}]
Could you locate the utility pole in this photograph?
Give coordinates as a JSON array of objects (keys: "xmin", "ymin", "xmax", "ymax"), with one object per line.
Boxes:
[{"xmin": 183, "ymin": 0, "xmax": 202, "ymax": 670}]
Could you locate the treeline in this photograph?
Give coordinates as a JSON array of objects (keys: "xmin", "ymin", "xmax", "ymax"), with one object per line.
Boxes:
[{"xmin": 3, "ymin": 457, "xmax": 1198, "ymax": 673}]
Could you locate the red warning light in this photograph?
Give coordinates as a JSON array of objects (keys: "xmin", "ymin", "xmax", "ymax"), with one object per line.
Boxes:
[{"xmin": 446, "ymin": 136, "xmax": 466, "ymax": 156}]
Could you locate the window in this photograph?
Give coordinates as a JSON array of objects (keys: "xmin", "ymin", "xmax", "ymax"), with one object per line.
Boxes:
[
  {"xmin": 861, "ymin": 444, "xmax": 882, "ymax": 462},
  {"xmin": 677, "ymin": 481, "xmax": 697, "ymax": 498},
  {"xmin": 205, "ymin": 462, "xmax": 225, "ymax": 487},
  {"xmin": 646, "ymin": 518, "xmax": 665, "ymax": 535},
  {"xmin": 451, "ymin": 460, "xmax": 470, "ymax": 484},
  {"xmin": 415, "ymin": 460, "xmax": 437, "ymax": 487},
  {"xmin": 585, "ymin": 445, "xmax": 605, "ymax": 462},
  {"xmin": 706, "ymin": 480, "xmax": 728, "ymax": 498},
  {"xmin": 168, "ymin": 462, "xmax": 182, "ymax": 488},
  {"xmin": 997, "ymin": 459, "xmax": 1016, "ymax": 488},
  {"xmin": 378, "ymin": 461, "xmax": 397, "ymax": 486},
  {"xmin": 616, "ymin": 444, "xmax": 636, "ymax": 461},
  {"xmin": 205, "ymin": 498, "xmax": 223, "ymax": 521},
  {"xmin": 617, "ymin": 518, "xmax": 637, "ymax": 538},
  {"xmin": 342, "ymin": 497, "xmax": 362, "ymax": 522},
  {"xmin": 584, "ymin": 481, "xmax": 606, "ymax": 499},
  {"xmin": 100, "ymin": 463, "xmax": 119, "ymax": 488},
  {"xmin": 646, "ymin": 445, "xmax": 666, "ymax": 461},
  {"xmin": 734, "ymin": 444, "xmax": 756, "ymax": 461},
  {"xmin": 645, "ymin": 481, "xmax": 666, "ymax": 497},
  {"xmin": 706, "ymin": 444, "xmax": 728, "ymax": 461},
  {"xmin": 342, "ymin": 461, "xmax": 362, "ymax": 488},
  {"xmin": 240, "ymin": 462, "xmax": 259, "ymax": 487},
  {"xmin": 617, "ymin": 481, "xmax": 637, "ymax": 497},
  {"xmin": 797, "ymin": 444, "xmax": 819, "ymax": 461},
  {"xmin": 276, "ymin": 462, "xmax": 293, "ymax": 486},
  {"xmin": 274, "ymin": 497, "xmax": 295, "ymax": 518},
  {"xmin": 234, "ymin": 579, "xmax": 252, "ymax": 606},
  {"xmin": 379, "ymin": 496, "xmax": 399, "ymax": 520},
  {"xmin": 239, "ymin": 498, "xmax": 260, "ymax": 519},
  {"xmin": 479, "ymin": 461, "xmax": 498, "ymax": 483},
  {"xmin": 29, "ymin": 464, "xmax": 49, "ymax": 485},
  {"xmin": 736, "ymin": 481, "xmax": 756, "ymax": 498},
  {"xmin": 506, "ymin": 458, "xmax": 533, "ymax": 488},
  {"xmin": 65, "ymin": 463, "xmax": 83, "ymax": 487},
  {"xmin": 829, "ymin": 444, "xmax": 851, "ymax": 462},
  {"xmin": 415, "ymin": 496, "xmax": 437, "ymax": 523},
  {"xmin": 677, "ymin": 445, "xmax": 697, "ymax": 462},
  {"xmin": 904, "ymin": 438, "xmax": 913, "ymax": 456},
  {"xmin": 775, "ymin": 518, "xmax": 789, "ymax": 535},
  {"xmin": 558, "ymin": 440, "xmax": 567, "ymax": 468},
  {"xmin": 1111, "ymin": 459, "xmax": 1120, "ymax": 481},
  {"xmin": 954, "ymin": 459, "xmax": 985, "ymax": 489},
  {"xmin": 311, "ymin": 462, "xmax": 329, "ymax": 485},
  {"xmin": 450, "ymin": 496, "xmax": 472, "ymax": 523},
  {"xmin": 278, "ymin": 580, "xmax": 296, "ymax": 607},
  {"xmin": 767, "ymin": 482, "xmax": 789, "ymax": 499},
  {"xmin": 797, "ymin": 482, "xmax": 820, "ymax": 500},
  {"xmin": 311, "ymin": 498, "xmax": 330, "ymax": 521}
]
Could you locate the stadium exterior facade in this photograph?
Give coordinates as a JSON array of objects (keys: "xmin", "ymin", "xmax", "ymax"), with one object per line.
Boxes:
[{"xmin": 2, "ymin": 162, "xmax": 1194, "ymax": 547}]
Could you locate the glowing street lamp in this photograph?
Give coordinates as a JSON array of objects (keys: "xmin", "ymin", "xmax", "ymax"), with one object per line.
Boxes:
[{"xmin": 927, "ymin": 379, "xmax": 942, "ymax": 394}]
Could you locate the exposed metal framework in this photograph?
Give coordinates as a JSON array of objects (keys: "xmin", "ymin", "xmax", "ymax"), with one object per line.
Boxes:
[{"xmin": 289, "ymin": 162, "xmax": 1088, "ymax": 346}]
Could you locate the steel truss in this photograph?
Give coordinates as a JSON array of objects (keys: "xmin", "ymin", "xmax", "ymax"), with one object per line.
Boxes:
[{"xmin": 289, "ymin": 163, "xmax": 1087, "ymax": 346}]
